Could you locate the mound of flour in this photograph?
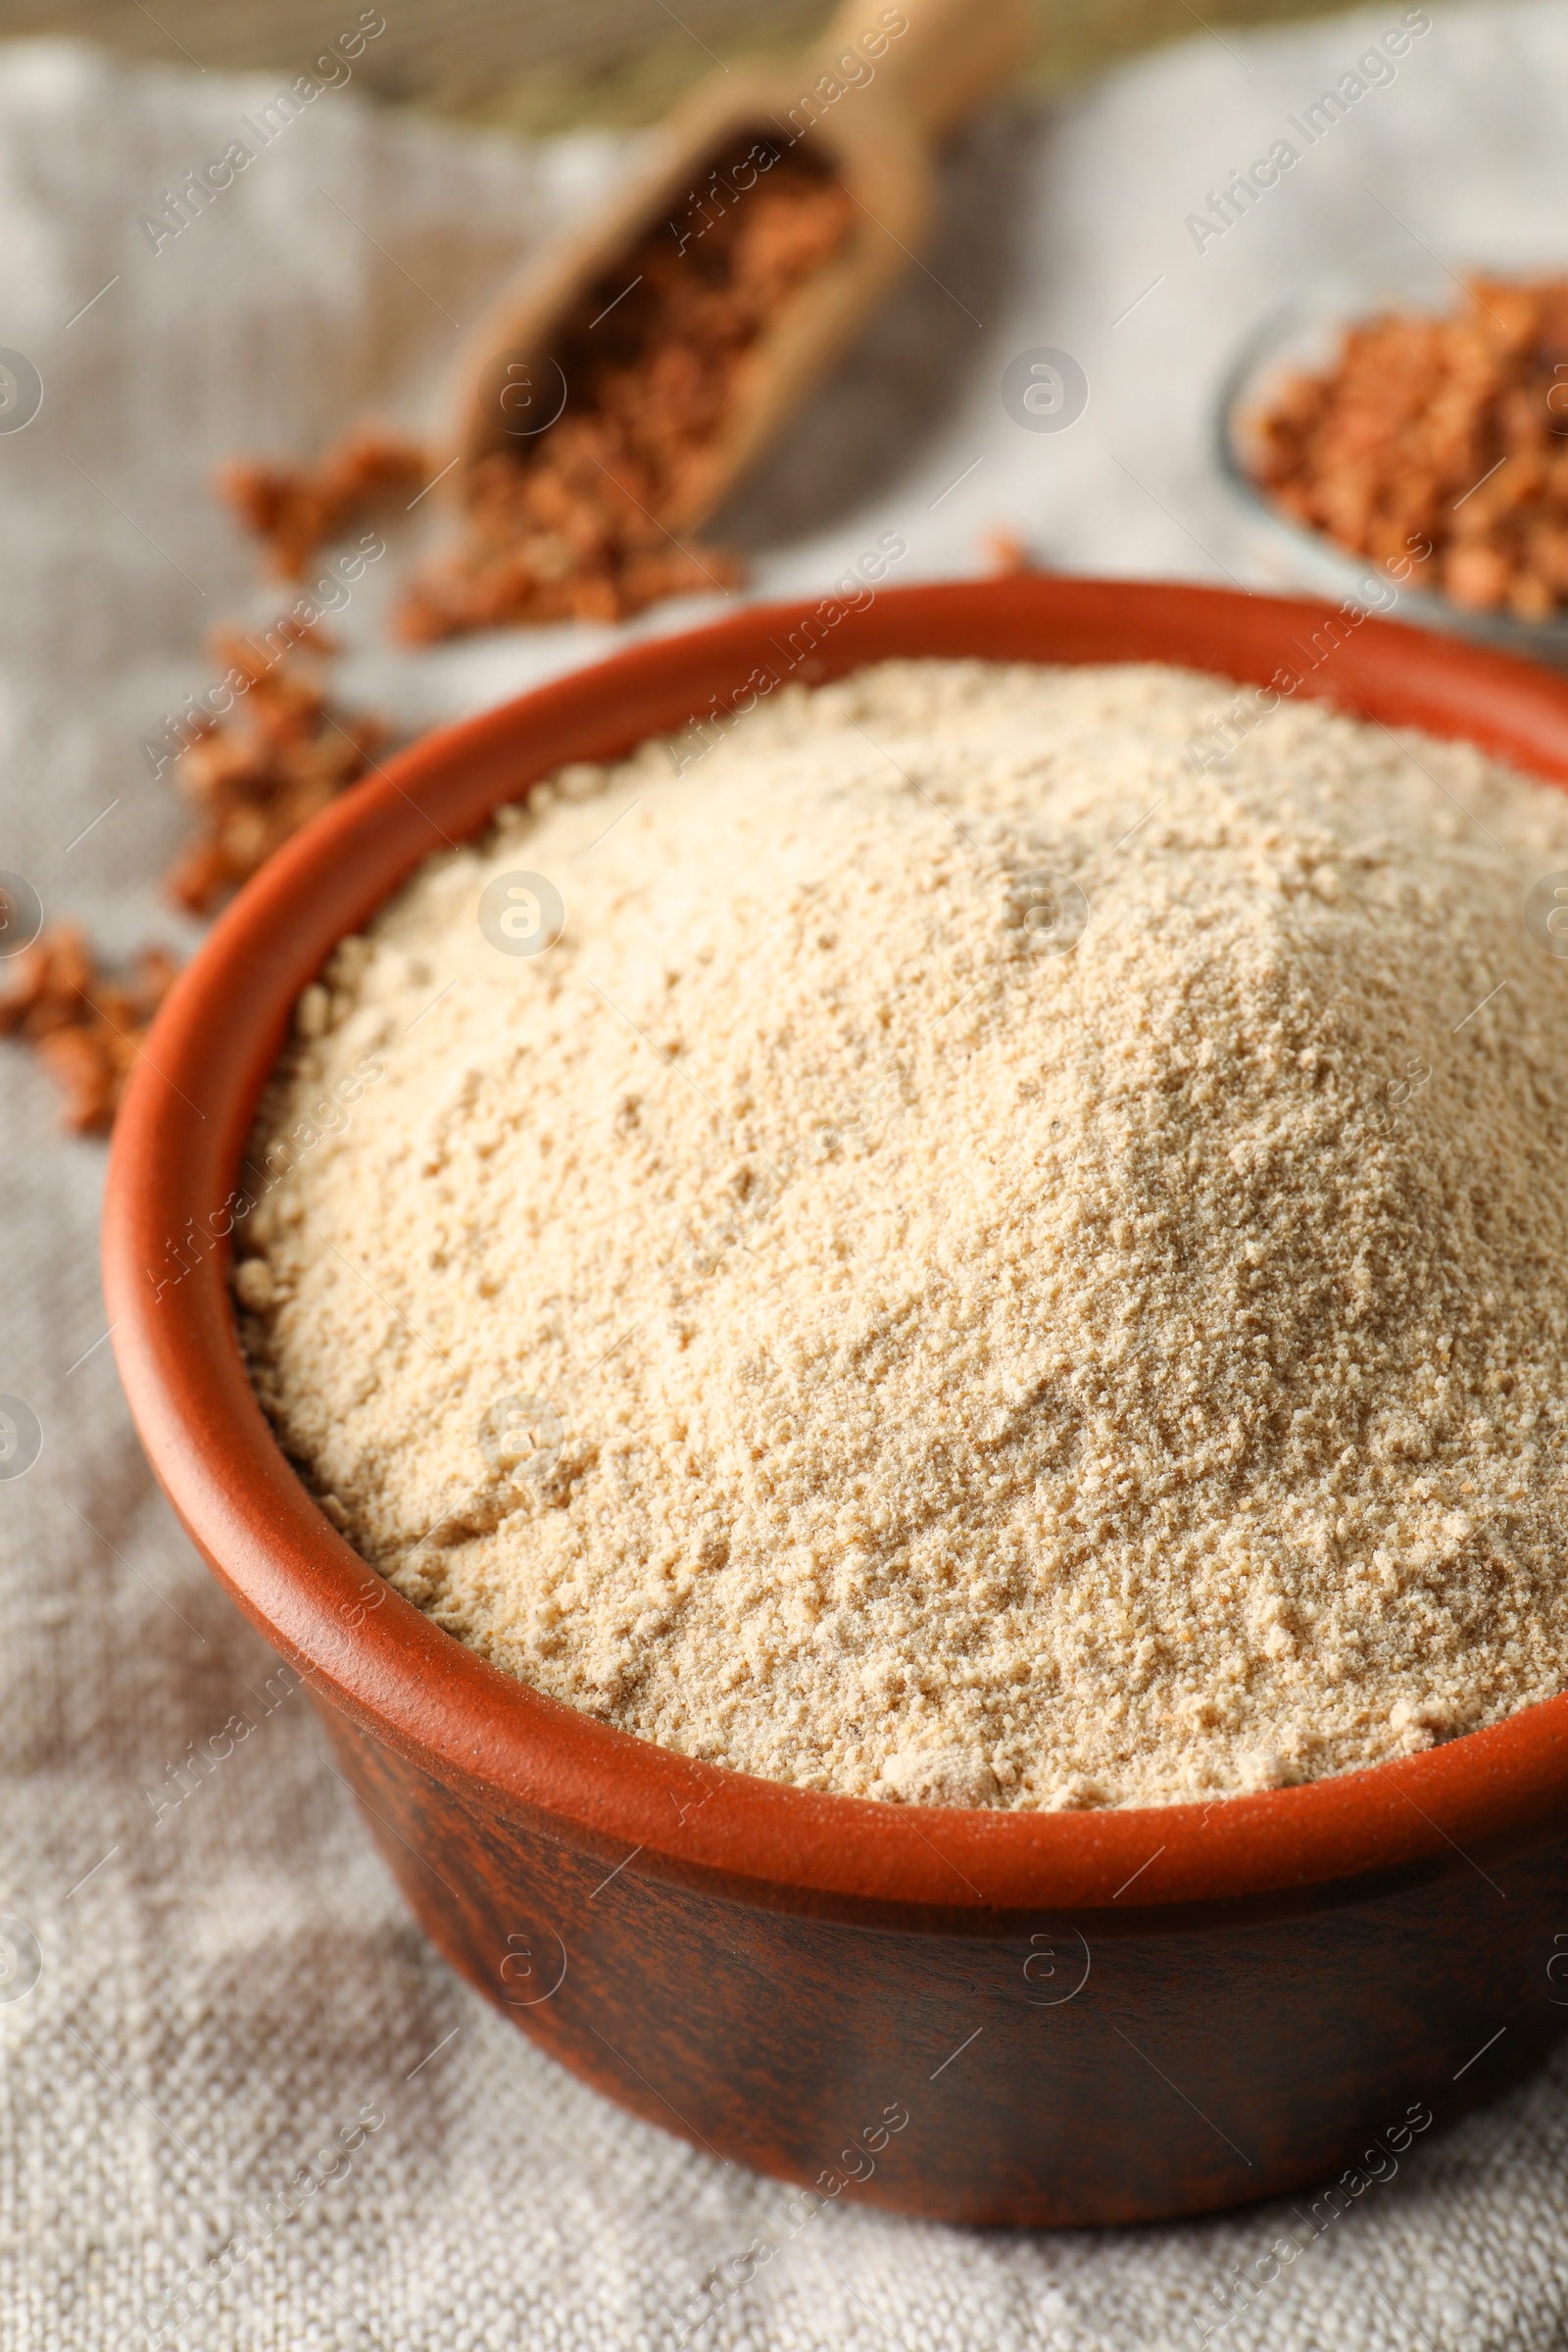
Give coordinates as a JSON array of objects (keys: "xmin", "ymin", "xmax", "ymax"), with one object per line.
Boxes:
[{"xmin": 238, "ymin": 660, "xmax": 1568, "ymax": 1808}]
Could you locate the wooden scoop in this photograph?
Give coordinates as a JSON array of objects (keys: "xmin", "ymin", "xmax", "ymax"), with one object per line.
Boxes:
[{"xmin": 450, "ymin": 0, "xmax": 1031, "ymax": 539}]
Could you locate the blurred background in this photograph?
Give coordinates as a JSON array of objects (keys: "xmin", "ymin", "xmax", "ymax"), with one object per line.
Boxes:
[{"xmin": 0, "ymin": 0, "xmax": 1381, "ymax": 127}]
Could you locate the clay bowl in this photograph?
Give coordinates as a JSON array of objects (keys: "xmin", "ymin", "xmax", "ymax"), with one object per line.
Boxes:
[{"xmin": 104, "ymin": 578, "xmax": 1568, "ymax": 2229}]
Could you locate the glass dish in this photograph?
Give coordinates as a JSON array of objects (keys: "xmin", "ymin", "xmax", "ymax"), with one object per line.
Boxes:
[{"xmin": 1214, "ymin": 255, "xmax": 1568, "ymax": 670}]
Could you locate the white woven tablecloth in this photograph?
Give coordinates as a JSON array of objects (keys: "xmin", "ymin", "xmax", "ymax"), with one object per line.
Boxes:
[{"xmin": 5, "ymin": 5, "xmax": 1568, "ymax": 2345}]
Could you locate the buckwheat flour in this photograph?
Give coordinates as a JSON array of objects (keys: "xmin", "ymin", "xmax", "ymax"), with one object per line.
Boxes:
[{"xmin": 237, "ymin": 660, "xmax": 1568, "ymax": 1809}]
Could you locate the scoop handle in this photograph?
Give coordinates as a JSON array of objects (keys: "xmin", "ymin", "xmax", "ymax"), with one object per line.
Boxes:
[{"xmin": 809, "ymin": 0, "xmax": 1033, "ymax": 144}]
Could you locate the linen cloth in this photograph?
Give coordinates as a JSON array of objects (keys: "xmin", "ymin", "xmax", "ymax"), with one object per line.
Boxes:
[{"xmin": 4, "ymin": 6, "xmax": 1568, "ymax": 2346}]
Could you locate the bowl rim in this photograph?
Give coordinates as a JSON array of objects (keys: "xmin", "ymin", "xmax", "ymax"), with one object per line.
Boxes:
[{"xmin": 103, "ymin": 573, "xmax": 1568, "ymax": 1918}]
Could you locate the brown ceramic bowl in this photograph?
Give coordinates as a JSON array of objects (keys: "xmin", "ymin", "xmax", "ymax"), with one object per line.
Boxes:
[{"xmin": 104, "ymin": 579, "xmax": 1568, "ymax": 2229}]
